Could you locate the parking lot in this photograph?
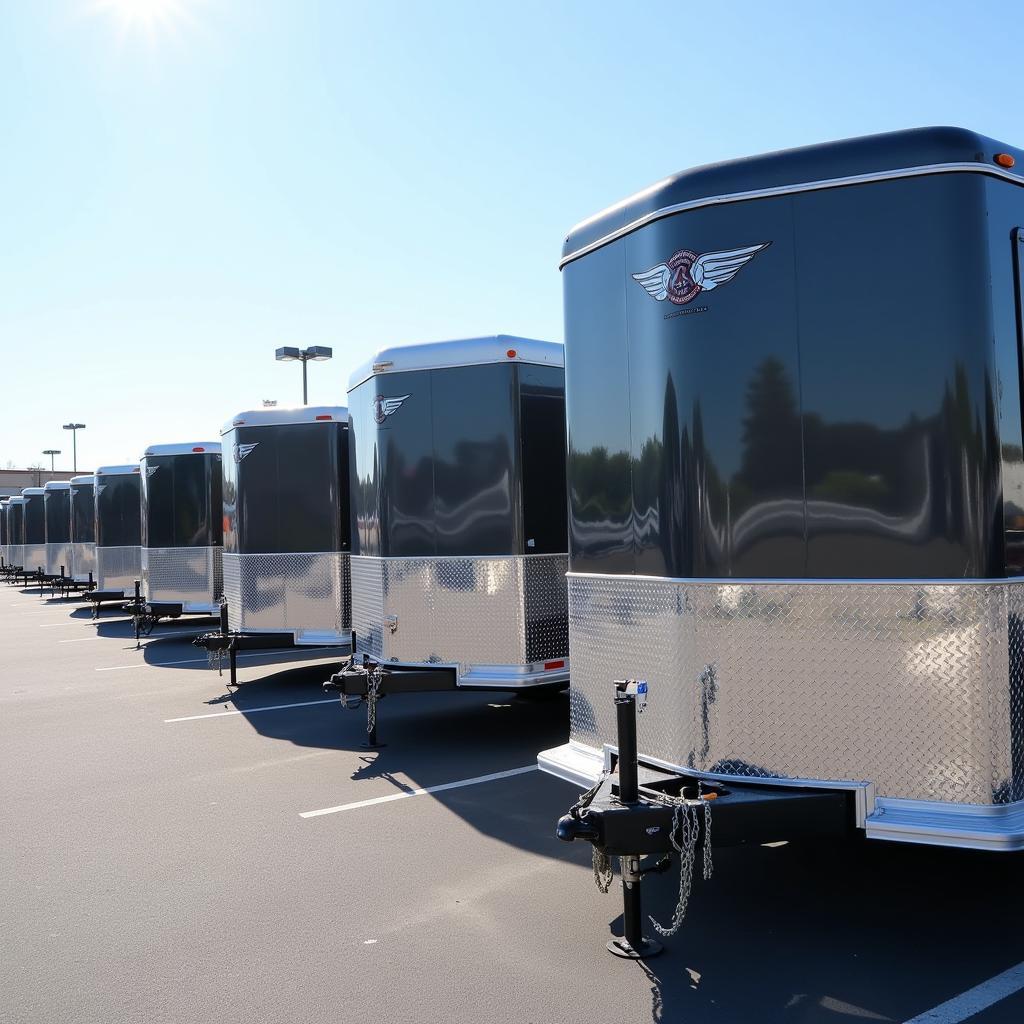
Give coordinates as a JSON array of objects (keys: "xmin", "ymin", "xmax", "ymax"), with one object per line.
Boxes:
[{"xmin": 2, "ymin": 586, "xmax": 1024, "ymax": 1024}]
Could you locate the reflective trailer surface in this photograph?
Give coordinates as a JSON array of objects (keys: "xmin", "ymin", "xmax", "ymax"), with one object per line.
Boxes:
[
  {"xmin": 96, "ymin": 476, "xmax": 141, "ymax": 549},
  {"xmin": 44, "ymin": 490, "xmax": 71, "ymax": 544},
  {"xmin": 564, "ymin": 172, "xmax": 1018, "ymax": 579}
]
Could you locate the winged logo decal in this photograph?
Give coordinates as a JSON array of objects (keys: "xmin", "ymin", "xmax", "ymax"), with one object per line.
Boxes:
[
  {"xmin": 146, "ymin": 466, "xmax": 159, "ymax": 478},
  {"xmin": 373, "ymin": 394, "xmax": 411, "ymax": 424},
  {"xmin": 233, "ymin": 442, "xmax": 259, "ymax": 464},
  {"xmin": 632, "ymin": 242, "xmax": 770, "ymax": 306}
]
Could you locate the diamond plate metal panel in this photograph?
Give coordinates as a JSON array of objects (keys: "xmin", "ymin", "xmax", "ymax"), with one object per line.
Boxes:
[
  {"xmin": 351, "ymin": 554, "xmax": 569, "ymax": 679},
  {"xmin": 9, "ymin": 545, "xmax": 25, "ymax": 569},
  {"xmin": 45, "ymin": 543, "xmax": 73, "ymax": 578},
  {"xmin": 222, "ymin": 551, "xmax": 351, "ymax": 644},
  {"xmin": 70, "ymin": 542, "xmax": 96, "ymax": 582},
  {"xmin": 568, "ymin": 574, "xmax": 1024, "ymax": 806},
  {"xmin": 22, "ymin": 543, "xmax": 47, "ymax": 573},
  {"xmin": 142, "ymin": 546, "xmax": 223, "ymax": 612},
  {"xmin": 96, "ymin": 545, "xmax": 142, "ymax": 596}
]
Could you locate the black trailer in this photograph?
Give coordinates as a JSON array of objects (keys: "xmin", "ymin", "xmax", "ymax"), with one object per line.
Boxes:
[
  {"xmin": 43, "ymin": 481, "xmax": 73, "ymax": 582},
  {"xmin": 6, "ymin": 497, "xmax": 26, "ymax": 575},
  {"xmin": 194, "ymin": 407, "xmax": 350, "ymax": 687},
  {"xmin": 19, "ymin": 487, "xmax": 47, "ymax": 583},
  {"xmin": 544, "ymin": 126, "xmax": 1024, "ymax": 957},
  {"xmin": 0, "ymin": 498, "xmax": 9, "ymax": 570},
  {"xmin": 88, "ymin": 463, "xmax": 142, "ymax": 613},
  {"xmin": 326, "ymin": 335, "xmax": 569, "ymax": 743},
  {"xmin": 69, "ymin": 475, "xmax": 97, "ymax": 584},
  {"xmin": 137, "ymin": 442, "xmax": 223, "ymax": 632}
]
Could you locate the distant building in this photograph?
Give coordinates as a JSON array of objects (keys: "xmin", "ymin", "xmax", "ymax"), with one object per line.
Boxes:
[{"xmin": 0, "ymin": 468, "xmax": 79, "ymax": 498}]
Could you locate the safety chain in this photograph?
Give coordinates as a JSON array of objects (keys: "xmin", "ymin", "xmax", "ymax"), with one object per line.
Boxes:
[
  {"xmin": 647, "ymin": 787, "xmax": 713, "ymax": 938},
  {"xmin": 566, "ymin": 771, "xmax": 613, "ymax": 894},
  {"xmin": 366, "ymin": 665, "xmax": 382, "ymax": 735},
  {"xmin": 207, "ymin": 647, "xmax": 224, "ymax": 674}
]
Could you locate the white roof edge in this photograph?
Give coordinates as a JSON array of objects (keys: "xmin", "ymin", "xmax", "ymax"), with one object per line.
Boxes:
[
  {"xmin": 96, "ymin": 464, "xmax": 141, "ymax": 476},
  {"xmin": 220, "ymin": 406, "xmax": 349, "ymax": 436},
  {"xmin": 22, "ymin": 487, "xmax": 46, "ymax": 495},
  {"xmin": 347, "ymin": 336, "xmax": 563, "ymax": 391},
  {"xmin": 70, "ymin": 475, "xmax": 96, "ymax": 485},
  {"xmin": 7, "ymin": 496, "xmax": 26, "ymax": 503},
  {"xmin": 43, "ymin": 481, "xmax": 72, "ymax": 491},
  {"xmin": 142, "ymin": 442, "xmax": 222, "ymax": 458}
]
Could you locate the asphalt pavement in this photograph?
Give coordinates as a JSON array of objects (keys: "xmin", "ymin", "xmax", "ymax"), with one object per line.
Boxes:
[{"xmin": 2, "ymin": 584, "xmax": 1023, "ymax": 1023}]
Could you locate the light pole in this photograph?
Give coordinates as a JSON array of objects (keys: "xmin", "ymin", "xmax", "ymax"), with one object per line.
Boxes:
[
  {"xmin": 275, "ymin": 346, "xmax": 332, "ymax": 405},
  {"xmin": 62, "ymin": 423, "xmax": 86, "ymax": 471},
  {"xmin": 42, "ymin": 449, "xmax": 61, "ymax": 472}
]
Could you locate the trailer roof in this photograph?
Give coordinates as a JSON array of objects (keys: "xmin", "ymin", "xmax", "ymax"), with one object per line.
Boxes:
[
  {"xmin": 70, "ymin": 475, "xmax": 95, "ymax": 486},
  {"xmin": 95, "ymin": 464, "xmax": 141, "ymax": 477},
  {"xmin": 43, "ymin": 481, "xmax": 71, "ymax": 491},
  {"xmin": 561, "ymin": 126, "xmax": 1024, "ymax": 267},
  {"xmin": 142, "ymin": 442, "xmax": 221, "ymax": 458},
  {"xmin": 348, "ymin": 336, "xmax": 563, "ymax": 391},
  {"xmin": 220, "ymin": 406, "xmax": 348, "ymax": 435},
  {"xmin": 7, "ymin": 496, "xmax": 26, "ymax": 504},
  {"xmin": 22, "ymin": 488, "xmax": 45, "ymax": 496}
]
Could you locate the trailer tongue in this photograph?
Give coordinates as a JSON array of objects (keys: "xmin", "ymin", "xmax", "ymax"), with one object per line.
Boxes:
[{"xmin": 556, "ymin": 681, "xmax": 852, "ymax": 959}]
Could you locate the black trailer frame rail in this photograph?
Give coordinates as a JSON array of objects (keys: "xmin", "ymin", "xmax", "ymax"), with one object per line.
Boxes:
[
  {"xmin": 324, "ymin": 652, "xmax": 458, "ymax": 748},
  {"xmin": 555, "ymin": 680, "xmax": 854, "ymax": 959},
  {"xmin": 193, "ymin": 602, "xmax": 341, "ymax": 688}
]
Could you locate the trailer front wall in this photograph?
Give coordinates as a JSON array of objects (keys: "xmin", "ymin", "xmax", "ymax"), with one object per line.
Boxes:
[
  {"xmin": 349, "ymin": 361, "xmax": 570, "ymax": 683},
  {"xmin": 22, "ymin": 494, "xmax": 46, "ymax": 573},
  {"xmin": 221, "ymin": 422, "xmax": 350, "ymax": 642},
  {"xmin": 70, "ymin": 482, "xmax": 96, "ymax": 581},
  {"xmin": 9, "ymin": 502, "xmax": 25, "ymax": 568},
  {"xmin": 141, "ymin": 454, "xmax": 223, "ymax": 610},
  {"xmin": 562, "ymin": 170, "xmax": 1024, "ymax": 817},
  {"xmin": 96, "ymin": 475, "xmax": 141, "ymax": 595},
  {"xmin": 44, "ymin": 490, "xmax": 72, "ymax": 577}
]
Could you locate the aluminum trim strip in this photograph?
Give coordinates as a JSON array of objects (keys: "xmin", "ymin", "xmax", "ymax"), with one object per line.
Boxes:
[
  {"xmin": 567, "ymin": 571, "xmax": 1024, "ymax": 587},
  {"xmin": 559, "ymin": 162, "xmax": 1024, "ymax": 268}
]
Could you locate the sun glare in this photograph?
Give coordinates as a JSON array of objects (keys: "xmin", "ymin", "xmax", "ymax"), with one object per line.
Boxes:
[{"xmin": 89, "ymin": 0, "xmax": 199, "ymax": 42}]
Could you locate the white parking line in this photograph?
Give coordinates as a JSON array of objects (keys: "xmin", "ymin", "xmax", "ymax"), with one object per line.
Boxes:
[
  {"xmin": 58, "ymin": 636, "xmax": 103, "ymax": 644},
  {"xmin": 39, "ymin": 621, "xmax": 92, "ymax": 627},
  {"xmin": 165, "ymin": 698, "xmax": 337, "ymax": 723},
  {"xmin": 903, "ymin": 961, "xmax": 1024, "ymax": 1023},
  {"xmin": 97, "ymin": 649, "xmax": 339, "ymax": 673},
  {"xmin": 300, "ymin": 765, "xmax": 539, "ymax": 819}
]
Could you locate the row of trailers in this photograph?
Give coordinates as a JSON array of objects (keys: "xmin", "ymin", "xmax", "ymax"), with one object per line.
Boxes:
[
  {"xmin": 6, "ymin": 127, "xmax": 1024, "ymax": 960},
  {"xmin": 0, "ymin": 337, "xmax": 571, "ymax": 721}
]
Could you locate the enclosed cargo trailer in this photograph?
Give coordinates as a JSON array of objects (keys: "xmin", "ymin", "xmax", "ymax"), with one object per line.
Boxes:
[
  {"xmin": 43, "ymin": 481, "xmax": 72, "ymax": 580},
  {"xmin": 21, "ymin": 488, "xmax": 47, "ymax": 578},
  {"xmin": 0, "ymin": 498, "xmax": 9, "ymax": 569},
  {"xmin": 195, "ymin": 407, "xmax": 351, "ymax": 686},
  {"xmin": 7, "ymin": 497, "xmax": 26, "ymax": 573},
  {"xmin": 91, "ymin": 464, "xmax": 142, "ymax": 605},
  {"xmin": 327, "ymin": 336, "xmax": 569, "ymax": 741},
  {"xmin": 543, "ymin": 129, "xmax": 1024, "ymax": 958},
  {"xmin": 69, "ymin": 475, "xmax": 97, "ymax": 583},
  {"xmin": 139, "ymin": 442, "xmax": 223, "ymax": 625}
]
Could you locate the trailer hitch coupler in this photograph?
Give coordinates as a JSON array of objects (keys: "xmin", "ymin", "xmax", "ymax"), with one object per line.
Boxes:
[{"xmin": 556, "ymin": 812, "xmax": 600, "ymax": 844}]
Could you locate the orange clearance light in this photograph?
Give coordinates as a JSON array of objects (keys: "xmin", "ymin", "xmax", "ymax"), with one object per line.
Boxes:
[
  {"xmin": 995, "ymin": 153, "xmax": 1016, "ymax": 168},
  {"xmin": 192, "ymin": 447, "xmax": 205, "ymax": 452},
  {"xmin": 315, "ymin": 414, "xmax": 332, "ymax": 420},
  {"xmin": 544, "ymin": 659, "xmax": 565, "ymax": 671},
  {"xmin": 506, "ymin": 348, "xmax": 517, "ymax": 358}
]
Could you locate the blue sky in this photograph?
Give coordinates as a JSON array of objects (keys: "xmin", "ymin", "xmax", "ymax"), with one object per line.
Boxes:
[{"xmin": 2, "ymin": 0, "xmax": 1022, "ymax": 470}]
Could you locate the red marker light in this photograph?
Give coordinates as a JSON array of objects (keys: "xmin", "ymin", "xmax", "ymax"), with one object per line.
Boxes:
[
  {"xmin": 996, "ymin": 153, "xmax": 1016, "ymax": 168},
  {"xmin": 506, "ymin": 349, "xmax": 517, "ymax": 358},
  {"xmin": 192, "ymin": 447, "xmax": 205, "ymax": 453},
  {"xmin": 544, "ymin": 659, "xmax": 565, "ymax": 671},
  {"xmin": 315, "ymin": 414, "xmax": 332, "ymax": 421}
]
